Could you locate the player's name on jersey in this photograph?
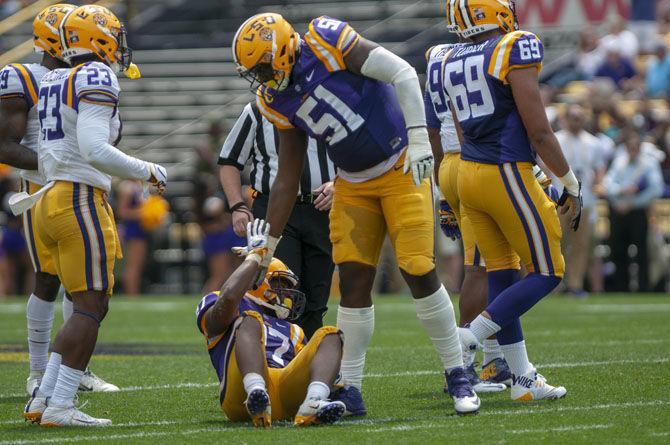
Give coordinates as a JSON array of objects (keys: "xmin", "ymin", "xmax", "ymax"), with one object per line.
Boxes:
[{"xmin": 452, "ymin": 42, "xmax": 489, "ymax": 58}]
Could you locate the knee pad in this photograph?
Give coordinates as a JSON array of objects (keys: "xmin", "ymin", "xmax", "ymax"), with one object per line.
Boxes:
[{"xmin": 398, "ymin": 256, "xmax": 435, "ymax": 276}]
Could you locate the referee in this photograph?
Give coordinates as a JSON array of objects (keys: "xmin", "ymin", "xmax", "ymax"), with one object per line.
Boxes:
[{"xmin": 218, "ymin": 102, "xmax": 336, "ymax": 338}]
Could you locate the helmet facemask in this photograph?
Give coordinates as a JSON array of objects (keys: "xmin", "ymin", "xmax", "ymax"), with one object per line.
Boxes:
[{"xmin": 247, "ymin": 270, "xmax": 305, "ymax": 320}]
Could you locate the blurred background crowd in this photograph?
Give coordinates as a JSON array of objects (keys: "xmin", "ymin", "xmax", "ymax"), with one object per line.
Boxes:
[{"xmin": 0, "ymin": 0, "xmax": 669, "ymax": 297}]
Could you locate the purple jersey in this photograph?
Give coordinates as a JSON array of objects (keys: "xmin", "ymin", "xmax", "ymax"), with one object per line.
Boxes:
[
  {"xmin": 441, "ymin": 31, "xmax": 544, "ymax": 164},
  {"xmin": 195, "ymin": 292, "xmax": 306, "ymax": 384},
  {"xmin": 256, "ymin": 16, "xmax": 407, "ymax": 173}
]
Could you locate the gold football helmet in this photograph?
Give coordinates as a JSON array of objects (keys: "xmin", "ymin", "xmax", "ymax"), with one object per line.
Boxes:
[
  {"xmin": 447, "ymin": 0, "xmax": 518, "ymax": 38},
  {"xmin": 60, "ymin": 5, "xmax": 132, "ymax": 72},
  {"xmin": 233, "ymin": 13, "xmax": 300, "ymax": 91},
  {"xmin": 247, "ymin": 258, "xmax": 305, "ymax": 320},
  {"xmin": 33, "ymin": 4, "xmax": 75, "ymax": 59}
]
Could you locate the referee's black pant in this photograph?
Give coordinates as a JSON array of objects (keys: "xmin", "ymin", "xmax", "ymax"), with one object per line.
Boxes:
[{"xmin": 252, "ymin": 193, "xmax": 334, "ymax": 339}]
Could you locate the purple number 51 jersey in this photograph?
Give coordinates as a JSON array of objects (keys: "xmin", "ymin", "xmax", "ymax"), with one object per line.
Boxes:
[{"xmin": 256, "ymin": 16, "xmax": 408, "ymax": 173}]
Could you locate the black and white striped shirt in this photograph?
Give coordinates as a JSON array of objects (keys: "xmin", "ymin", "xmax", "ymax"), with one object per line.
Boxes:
[{"xmin": 218, "ymin": 102, "xmax": 336, "ymax": 195}]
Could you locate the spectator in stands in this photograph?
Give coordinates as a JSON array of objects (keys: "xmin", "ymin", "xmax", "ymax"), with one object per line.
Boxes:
[
  {"xmin": 117, "ymin": 180, "xmax": 149, "ymax": 296},
  {"xmin": 645, "ymin": 42, "xmax": 670, "ymax": 99},
  {"xmin": 200, "ymin": 195, "xmax": 246, "ymax": 293},
  {"xmin": 548, "ymin": 105, "xmax": 606, "ymax": 296},
  {"xmin": 601, "ymin": 17, "xmax": 640, "ymax": 61},
  {"xmin": 603, "ymin": 131, "xmax": 664, "ymax": 292},
  {"xmin": 577, "ymin": 27, "xmax": 605, "ymax": 80},
  {"xmin": 594, "ymin": 43, "xmax": 638, "ymax": 91}
]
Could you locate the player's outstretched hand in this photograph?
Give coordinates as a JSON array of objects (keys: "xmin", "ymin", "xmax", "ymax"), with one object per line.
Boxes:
[
  {"xmin": 557, "ymin": 182, "xmax": 583, "ymax": 231},
  {"xmin": 147, "ymin": 163, "xmax": 167, "ymax": 195},
  {"xmin": 403, "ymin": 127, "xmax": 434, "ymax": 186},
  {"xmin": 439, "ymin": 199, "xmax": 461, "ymax": 240},
  {"xmin": 232, "ymin": 218, "xmax": 270, "ymax": 258}
]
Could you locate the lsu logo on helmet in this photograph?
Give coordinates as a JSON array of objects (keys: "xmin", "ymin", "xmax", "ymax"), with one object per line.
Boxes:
[
  {"xmin": 232, "ymin": 13, "xmax": 300, "ymax": 92},
  {"xmin": 33, "ymin": 4, "xmax": 75, "ymax": 59},
  {"xmin": 60, "ymin": 5, "xmax": 133, "ymax": 73},
  {"xmin": 446, "ymin": 0, "xmax": 518, "ymax": 38},
  {"xmin": 246, "ymin": 258, "xmax": 306, "ymax": 320}
]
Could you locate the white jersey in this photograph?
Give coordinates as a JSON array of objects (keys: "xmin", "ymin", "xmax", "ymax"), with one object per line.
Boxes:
[
  {"xmin": 424, "ymin": 44, "xmax": 461, "ymax": 154},
  {"xmin": 38, "ymin": 61, "xmax": 121, "ymax": 192},
  {"xmin": 0, "ymin": 63, "xmax": 50, "ymax": 185}
]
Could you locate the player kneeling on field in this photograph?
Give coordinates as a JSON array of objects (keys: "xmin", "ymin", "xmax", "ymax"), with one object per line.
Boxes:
[{"xmin": 196, "ymin": 219, "xmax": 345, "ymax": 427}]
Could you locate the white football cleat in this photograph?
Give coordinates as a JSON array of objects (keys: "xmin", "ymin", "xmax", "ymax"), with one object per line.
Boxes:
[
  {"xmin": 23, "ymin": 388, "xmax": 47, "ymax": 423},
  {"xmin": 445, "ymin": 368, "xmax": 480, "ymax": 415},
  {"xmin": 40, "ymin": 404, "xmax": 112, "ymax": 427},
  {"xmin": 511, "ymin": 369, "xmax": 567, "ymax": 401},
  {"xmin": 78, "ymin": 369, "xmax": 119, "ymax": 392},
  {"xmin": 294, "ymin": 398, "xmax": 346, "ymax": 426},
  {"xmin": 26, "ymin": 372, "xmax": 43, "ymax": 396}
]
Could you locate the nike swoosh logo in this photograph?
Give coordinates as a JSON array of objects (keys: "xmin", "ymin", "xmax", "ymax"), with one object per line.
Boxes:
[
  {"xmin": 394, "ymin": 165, "xmax": 403, "ymax": 171},
  {"xmin": 306, "ymin": 70, "xmax": 314, "ymax": 82}
]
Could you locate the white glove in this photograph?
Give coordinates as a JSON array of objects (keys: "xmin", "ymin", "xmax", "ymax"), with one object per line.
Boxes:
[
  {"xmin": 231, "ymin": 219, "xmax": 270, "ymax": 258},
  {"xmin": 403, "ymin": 127, "xmax": 434, "ymax": 186},
  {"xmin": 146, "ymin": 162, "xmax": 167, "ymax": 194}
]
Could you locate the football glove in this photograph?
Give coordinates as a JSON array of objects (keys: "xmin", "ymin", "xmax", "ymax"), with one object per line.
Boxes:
[
  {"xmin": 557, "ymin": 181, "xmax": 583, "ymax": 231},
  {"xmin": 232, "ymin": 219, "xmax": 270, "ymax": 259},
  {"xmin": 403, "ymin": 127, "xmax": 434, "ymax": 186},
  {"xmin": 439, "ymin": 199, "xmax": 461, "ymax": 240},
  {"xmin": 146, "ymin": 162, "xmax": 167, "ymax": 194}
]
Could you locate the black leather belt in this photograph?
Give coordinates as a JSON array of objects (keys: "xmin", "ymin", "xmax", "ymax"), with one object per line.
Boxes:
[{"xmin": 252, "ymin": 190, "xmax": 318, "ymax": 205}]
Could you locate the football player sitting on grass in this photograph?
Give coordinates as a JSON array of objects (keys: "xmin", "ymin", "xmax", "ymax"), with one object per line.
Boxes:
[{"xmin": 195, "ymin": 218, "xmax": 350, "ymax": 427}]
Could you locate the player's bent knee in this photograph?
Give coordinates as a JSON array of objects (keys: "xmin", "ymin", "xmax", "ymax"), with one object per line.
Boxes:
[
  {"xmin": 237, "ymin": 311, "xmax": 265, "ymax": 339},
  {"xmin": 312, "ymin": 326, "xmax": 343, "ymax": 343},
  {"xmin": 398, "ymin": 256, "xmax": 435, "ymax": 277},
  {"xmin": 34, "ymin": 272, "xmax": 61, "ymax": 301}
]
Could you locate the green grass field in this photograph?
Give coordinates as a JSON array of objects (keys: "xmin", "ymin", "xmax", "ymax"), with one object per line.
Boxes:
[{"xmin": 0, "ymin": 294, "xmax": 669, "ymax": 444}]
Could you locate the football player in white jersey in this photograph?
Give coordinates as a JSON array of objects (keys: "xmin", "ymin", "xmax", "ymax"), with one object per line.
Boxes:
[
  {"xmin": 23, "ymin": 5, "xmax": 167, "ymax": 427},
  {"xmin": 0, "ymin": 4, "xmax": 118, "ymax": 398},
  {"xmin": 425, "ymin": 43, "xmax": 510, "ymax": 392}
]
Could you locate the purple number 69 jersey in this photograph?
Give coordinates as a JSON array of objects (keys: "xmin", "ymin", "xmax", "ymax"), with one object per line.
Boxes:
[
  {"xmin": 256, "ymin": 16, "xmax": 408, "ymax": 174},
  {"xmin": 441, "ymin": 30, "xmax": 544, "ymax": 165}
]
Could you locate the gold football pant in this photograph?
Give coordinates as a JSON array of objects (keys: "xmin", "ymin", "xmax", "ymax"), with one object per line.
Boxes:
[
  {"xmin": 21, "ymin": 180, "xmax": 57, "ymax": 275},
  {"xmin": 458, "ymin": 161, "xmax": 564, "ymax": 277},
  {"xmin": 221, "ymin": 315, "xmax": 340, "ymax": 422},
  {"xmin": 33, "ymin": 181, "xmax": 122, "ymax": 294},
  {"xmin": 438, "ymin": 153, "xmax": 490, "ymax": 267},
  {"xmin": 329, "ymin": 153, "xmax": 435, "ymax": 276}
]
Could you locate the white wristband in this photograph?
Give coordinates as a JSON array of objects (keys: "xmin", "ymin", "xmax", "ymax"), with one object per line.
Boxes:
[
  {"xmin": 559, "ymin": 170, "xmax": 579, "ymax": 196},
  {"xmin": 245, "ymin": 253, "xmax": 262, "ymax": 265},
  {"xmin": 267, "ymin": 235, "xmax": 280, "ymax": 255}
]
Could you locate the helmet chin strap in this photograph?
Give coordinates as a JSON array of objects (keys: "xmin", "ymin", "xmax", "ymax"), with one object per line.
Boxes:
[{"xmin": 246, "ymin": 295, "xmax": 290, "ymax": 320}]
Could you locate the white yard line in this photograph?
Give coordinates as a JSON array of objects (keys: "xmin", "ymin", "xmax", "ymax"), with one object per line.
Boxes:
[
  {"xmin": 2, "ymin": 357, "xmax": 668, "ymax": 398},
  {"xmin": 364, "ymin": 357, "xmax": 670, "ymax": 378},
  {"xmin": 365, "ymin": 422, "xmax": 612, "ymax": 434}
]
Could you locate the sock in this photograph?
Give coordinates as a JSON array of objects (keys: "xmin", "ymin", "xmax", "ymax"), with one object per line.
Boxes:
[
  {"xmin": 488, "ymin": 269, "xmax": 520, "ymax": 304},
  {"xmin": 496, "ymin": 317, "xmax": 524, "ymax": 345},
  {"xmin": 413, "ymin": 286, "xmax": 462, "ymax": 371},
  {"xmin": 306, "ymin": 381, "xmax": 330, "ymax": 401},
  {"xmin": 500, "ymin": 340, "xmax": 533, "ymax": 377},
  {"xmin": 50, "ymin": 365, "xmax": 84, "ymax": 408},
  {"xmin": 26, "ymin": 295, "xmax": 55, "ymax": 374},
  {"xmin": 37, "ymin": 352, "xmax": 61, "ymax": 398},
  {"xmin": 62, "ymin": 294, "xmax": 73, "ymax": 322},
  {"xmin": 337, "ymin": 305, "xmax": 374, "ymax": 389},
  {"xmin": 487, "ymin": 273, "xmax": 561, "ymax": 328},
  {"xmin": 483, "ymin": 339, "xmax": 503, "ymax": 364},
  {"xmin": 469, "ymin": 314, "xmax": 501, "ymax": 342},
  {"xmin": 242, "ymin": 373, "xmax": 266, "ymax": 395}
]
